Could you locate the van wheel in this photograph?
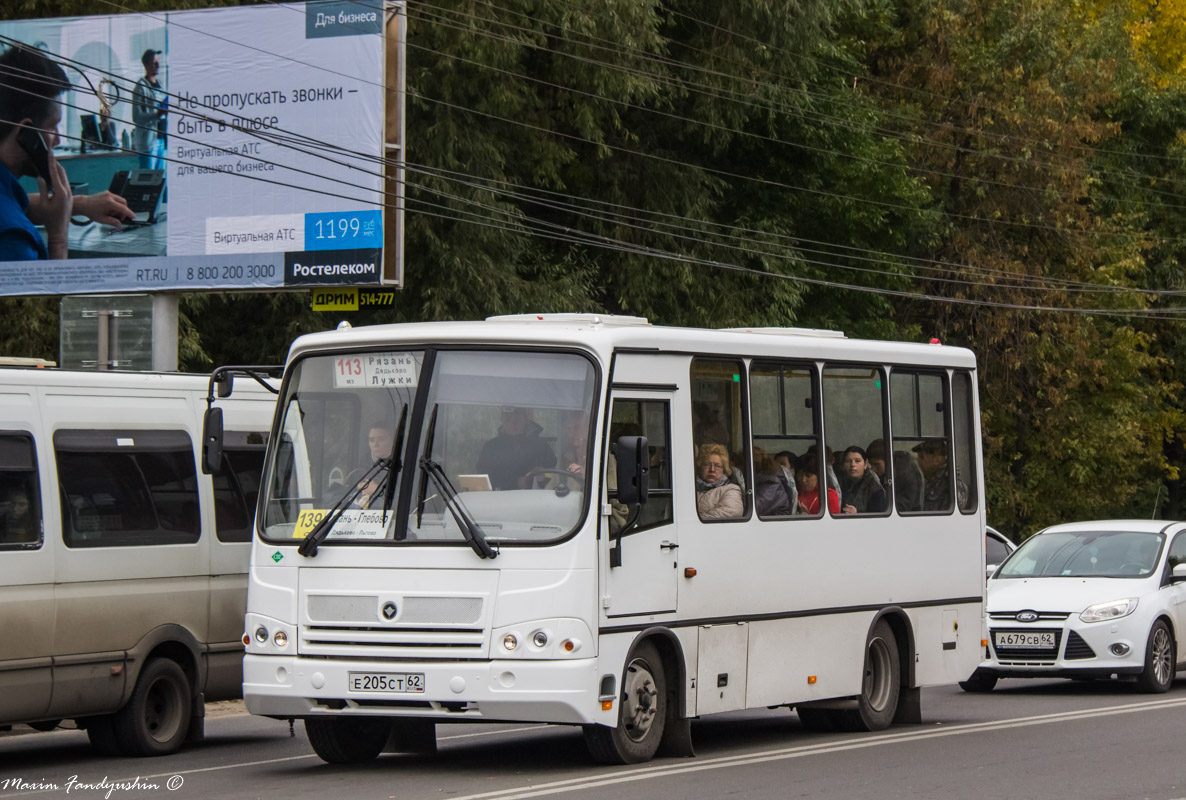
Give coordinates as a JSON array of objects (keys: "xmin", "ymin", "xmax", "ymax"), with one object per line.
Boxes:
[
  {"xmin": 305, "ymin": 717, "xmax": 392, "ymax": 764},
  {"xmin": 584, "ymin": 641, "xmax": 667, "ymax": 764},
  {"xmin": 113, "ymin": 658, "xmax": 192, "ymax": 756},
  {"xmin": 84, "ymin": 715, "xmax": 123, "ymax": 756},
  {"xmin": 835, "ymin": 620, "xmax": 900, "ymax": 732},
  {"xmin": 1136, "ymin": 620, "xmax": 1175, "ymax": 694}
]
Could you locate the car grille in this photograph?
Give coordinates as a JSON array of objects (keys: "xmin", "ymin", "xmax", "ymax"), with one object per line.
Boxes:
[
  {"xmin": 988, "ymin": 611, "xmax": 1071, "ymax": 621},
  {"xmin": 992, "ymin": 628, "xmax": 1063, "ymax": 662},
  {"xmin": 1063, "ymin": 630, "xmax": 1096, "ymax": 660}
]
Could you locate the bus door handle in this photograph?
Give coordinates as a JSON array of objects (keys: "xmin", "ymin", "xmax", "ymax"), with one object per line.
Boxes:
[{"xmin": 660, "ymin": 540, "xmax": 679, "ymax": 550}]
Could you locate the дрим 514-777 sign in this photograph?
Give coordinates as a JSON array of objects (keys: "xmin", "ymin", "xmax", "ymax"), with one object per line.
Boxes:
[{"xmin": 0, "ymin": 1, "xmax": 396, "ymax": 296}]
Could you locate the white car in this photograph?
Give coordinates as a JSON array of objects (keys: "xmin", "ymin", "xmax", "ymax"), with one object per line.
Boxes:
[{"xmin": 961, "ymin": 520, "xmax": 1186, "ymax": 693}]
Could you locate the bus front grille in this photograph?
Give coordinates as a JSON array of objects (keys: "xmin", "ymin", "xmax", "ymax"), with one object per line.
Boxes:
[{"xmin": 299, "ymin": 625, "xmax": 487, "ymax": 658}]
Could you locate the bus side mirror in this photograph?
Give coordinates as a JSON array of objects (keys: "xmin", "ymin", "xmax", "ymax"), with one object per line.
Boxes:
[
  {"xmin": 202, "ymin": 407, "xmax": 224, "ymax": 475},
  {"xmin": 615, "ymin": 435, "xmax": 649, "ymax": 506},
  {"xmin": 215, "ymin": 371, "xmax": 234, "ymax": 398}
]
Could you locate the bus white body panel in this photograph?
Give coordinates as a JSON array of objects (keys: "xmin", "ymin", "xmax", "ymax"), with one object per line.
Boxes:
[
  {"xmin": 244, "ymin": 316, "xmax": 985, "ymax": 762},
  {"xmin": 0, "ymin": 368, "xmax": 275, "ymax": 754}
]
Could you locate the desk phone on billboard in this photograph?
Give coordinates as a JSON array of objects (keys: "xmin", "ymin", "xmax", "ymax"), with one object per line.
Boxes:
[{"xmin": 109, "ymin": 169, "xmax": 165, "ymax": 225}]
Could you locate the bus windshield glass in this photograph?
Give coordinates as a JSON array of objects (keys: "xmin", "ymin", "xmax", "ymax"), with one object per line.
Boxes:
[{"xmin": 261, "ymin": 349, "xmax": 598, "ymax": 545}]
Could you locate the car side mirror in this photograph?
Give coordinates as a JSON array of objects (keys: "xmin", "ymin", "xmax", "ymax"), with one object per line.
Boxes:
[
  {"xmin": 202, "ymin": 407, "xmax": 224, "ymax": 475},
  {"xmin": 614, "ymin": 435, "xmax": 649, "ymax": 506},
  {"xmin": 986, "ymin": 564, "xmax": 998, "ymax": 580},
  {"xmin": 1172, "ymin": 563, "xmax": 1186, "ymax": 583}
]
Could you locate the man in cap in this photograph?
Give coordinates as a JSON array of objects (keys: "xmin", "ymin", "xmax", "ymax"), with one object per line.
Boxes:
[{"xmin": 914, "ymin": 438, "xmax": 968, "ymax": 512}]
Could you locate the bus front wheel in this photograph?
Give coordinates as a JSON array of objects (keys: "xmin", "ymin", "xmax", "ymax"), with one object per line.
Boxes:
[
  {"xmin": 584, "ymin": 641, "xmax": 667, "ymax": 764},
  {"xmin": 306, "ymin": 717, "xmax": 392, "ymax": 764}
]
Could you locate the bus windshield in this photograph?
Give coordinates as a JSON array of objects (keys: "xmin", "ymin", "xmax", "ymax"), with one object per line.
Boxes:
[{"xmin": 261, "ymin": 349, "xmax": 598, "ymax": 546}]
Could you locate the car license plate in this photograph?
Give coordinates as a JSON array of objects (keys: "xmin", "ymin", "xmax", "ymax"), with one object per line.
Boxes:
[
  {"xmin": 347, "ymin": 672, "xmax": 425, "ymax": 693},
  {"xmin": 994, "ymin": 631, "xmax": 1056, "ymax": 648}
]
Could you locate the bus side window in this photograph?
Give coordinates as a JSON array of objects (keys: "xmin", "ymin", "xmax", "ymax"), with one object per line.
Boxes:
[
  {"xmin": 890, "ymin": 371, "xmax": 959, "ymax": 514},
  {"xmin": 750, "ymin": 361, "xmax": 817, "ymax": 520},
  {"xmin": 691, "ymin": 358, "xmax": 749, "ymax": 521},
  {"xmin": 822, "ymin": 365, "xmax": 889, "ymax": 517},
  {"xmin": 607, "ymin": 400, "xmax": 673, "ymax": 535},
  {"xmin": 0, "ymin": 433, "xmax": 42, "ymax": 548},
  {"xmin": 952, "ymin": 372, "xmax": 978, "ymax": 514}
]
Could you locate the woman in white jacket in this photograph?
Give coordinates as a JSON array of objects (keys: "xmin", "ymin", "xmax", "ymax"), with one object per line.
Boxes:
[{"xmin": 695, "ymin": 443, "xmax": 744, "ymax": 520}]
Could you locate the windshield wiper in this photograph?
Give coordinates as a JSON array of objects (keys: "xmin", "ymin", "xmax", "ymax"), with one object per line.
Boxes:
[
  {"xmin": 380, "ymin": 404, "xmax": 409, "ymax": 517},
  {"xmin": 416, "ymin": 404, "xmax": 497, "ymax": 560},
  {"xmin": 298, "ymin": 456, "xmax": 389, "ymax": 558}
]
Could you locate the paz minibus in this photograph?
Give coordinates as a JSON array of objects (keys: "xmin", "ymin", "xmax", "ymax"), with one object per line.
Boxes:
[{"xmin": 243, "ymin": 315, "xmax": 985, "ymax": 764}]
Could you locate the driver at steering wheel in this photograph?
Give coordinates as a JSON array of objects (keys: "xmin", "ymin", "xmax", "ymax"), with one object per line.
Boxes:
[{"xmin": 475, "ymin": 406, "xmax": 556, "ymax": 490}]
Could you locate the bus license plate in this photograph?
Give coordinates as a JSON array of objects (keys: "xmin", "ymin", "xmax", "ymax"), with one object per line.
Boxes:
[
  {"xmin": 994, "ymin": 631, "xmax": 1056, "ymax": 649},
  {"xmin": 348, "ymin": 672, "xmax": 425, "ymax": 693}
]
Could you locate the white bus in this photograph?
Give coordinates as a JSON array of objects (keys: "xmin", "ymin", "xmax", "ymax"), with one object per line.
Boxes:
[
  {"xmin": 0, "ymin": 366, "xmax": 276, "ymax": 756},
  {"xmin": 244, "ymin": 315, "xmax": 985, "ymax": 764}
]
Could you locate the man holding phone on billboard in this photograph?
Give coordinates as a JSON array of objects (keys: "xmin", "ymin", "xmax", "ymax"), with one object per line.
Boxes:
[{"xmin": 0, "ymin": 45, "xmax": 133, "ymax": 261}]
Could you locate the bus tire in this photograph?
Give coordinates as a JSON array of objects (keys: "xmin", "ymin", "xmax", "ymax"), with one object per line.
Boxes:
[
  {"xmin": 84, "ymin": 715, "xmax": 123, "ymax": 756},
  {"xmin": 305, "ymin": 717, "xmax": 392, "ymax": 764},
  {"xmin": 584, "ymin": 641, "xmax": 667, "ymax": 764},
  {"xmin": 113, "ymin": 658, "xmax": 193, "ymax": 757},
  {"xmin": 836, "ymin": 620, "xmax": 900, "ymax": 732}
]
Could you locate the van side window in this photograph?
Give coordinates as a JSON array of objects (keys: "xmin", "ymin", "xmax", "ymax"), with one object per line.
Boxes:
[
  {"xmin": 214, "ymin": 431, "xmax": 269, "ymax": 543},
  {"xmin": 952, "ymin": 372, "xmax": 978, "ymax": 513},
  {"xmin": 0, "ymin": 432, "xmax": 41, "ymax": 548},
  {"xmin": 890, "ymin": 371, "xmax": 962, "ymax": 514},
  {"xmin": 691, "ymin": 359, "xmax": 750, "ymax": 521},
  {"xmin": 750, "ymin": 361, "xmax": 817, "ymax": 519},
  {"xmin": 822, "ymin": 365, "xmax": 889, "ymax": 517},
  {"xmin": 55, "ymin": 430, "xmax": 200, "ymax": 548}
]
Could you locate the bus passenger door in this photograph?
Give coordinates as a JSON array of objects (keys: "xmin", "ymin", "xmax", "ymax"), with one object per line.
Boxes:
[{"xmin": 602, "ymin": 393, "xmax": 678, "ymax": 617}]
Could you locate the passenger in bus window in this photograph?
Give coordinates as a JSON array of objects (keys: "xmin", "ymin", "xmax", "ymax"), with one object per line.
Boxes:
[
  {"xmin": 1, "ymin": 486, "xmax": 37, "ymax": 543},
  {"xmin": 805, "ymin": 444, "xmax": 842, "ymax": 505},
  {"xmin": 753, "ymin": 447, "xmax": 794, "ymax": 517},
  {"xmin": 893, "ymin": 450, "xmax": 925, "ymax": 512},
  {"xmin": 476, "ymin": 407, "xmax": 556, "ymax": 490},
  {"xmin": 914, "ymin": 439, "xmax": 968, "ymax": 512},
  {"xmin": 694, "ymin": 443, "xmax": 743, "ymax": 520},
  {"xmin": 559, "ymin": 411, "xmax": 588, "ymax": 478},
  {"xmin": 865, "ymin": 439, "xmax": 887, "ymax": 486},
  {"xmin": 839, "ymin": 446, "xmax": 886, "ymax": 514},
  {"xmin": 795, "ymin": 452, "xmax": 839, "ymax": 515},
  {"xmin": 692, "ymin": 402, "xmax": 729, "ymax": 449}
]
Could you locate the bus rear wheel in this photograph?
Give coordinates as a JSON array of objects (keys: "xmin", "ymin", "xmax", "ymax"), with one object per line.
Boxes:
[
  {"xmin": 306, "ymin": 717, "xmax": 392, "ymax": 764},
  {"xmin": 584, "ymin": 641, "xmax": 667, "ymax": 764},
  {"xmin": 835, "ymin": 620, "xmax": 900, "ymax": 732}
]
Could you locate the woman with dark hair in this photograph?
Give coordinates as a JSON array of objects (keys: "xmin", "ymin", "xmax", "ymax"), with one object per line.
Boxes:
[
  {"xmin": 752, "ymin": 446, "xmax": 793, "ymax": 517},
  {"xmin": 795, "ymin": 452, "xmax": 839, "ymax": 515},
  {"xmin": 840, "ymin": 446, "xmax": 887, "ymax": 514}
]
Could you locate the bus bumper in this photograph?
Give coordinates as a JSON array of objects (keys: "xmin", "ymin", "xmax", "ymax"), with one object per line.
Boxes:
[{"xmin": 243, "ymin": 654, "xmax": 603, "ymax": 724}]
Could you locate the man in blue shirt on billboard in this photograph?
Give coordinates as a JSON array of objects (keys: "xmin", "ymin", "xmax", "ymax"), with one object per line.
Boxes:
[{"xmin": 0, "ymin": 45, "xmax": 132, "ymax": 261}]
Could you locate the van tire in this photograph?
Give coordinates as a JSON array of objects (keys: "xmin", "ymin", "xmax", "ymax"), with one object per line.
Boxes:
[
  {"xmin": 113, "ymin": 658, "xmax": 193, "ymax": 757},
  {"xmin": 84, "ymin": 715, "xmax": 123, "ymax": 756},
  {"xmin": 305, "ymin": 717, "xmax": 392, "ymax": 764},
  {"xmin": 584, "ymin": 641, "xmax": 667, "ymax": 764}
]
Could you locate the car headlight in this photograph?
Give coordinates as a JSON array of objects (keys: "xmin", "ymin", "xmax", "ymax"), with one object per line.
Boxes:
[{"xmin": 1080, "ymin": 598, "xmax": 1138, "ymax": 623}]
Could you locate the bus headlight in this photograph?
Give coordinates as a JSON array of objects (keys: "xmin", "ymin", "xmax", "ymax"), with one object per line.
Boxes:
[
  {"xmin": 273, "ymin": 630, "xmax": 288, "ymax": 648},
  {"xmin": 502, "ymin": 634, "xmax": 518, "ymax": 652},
  {"xmin": 531, "ymin": 630, "xmax": 549, "ymax": 648},
  {"xmin": 254, "ymin": 626, "xmax": 269, "ymax": 644}
]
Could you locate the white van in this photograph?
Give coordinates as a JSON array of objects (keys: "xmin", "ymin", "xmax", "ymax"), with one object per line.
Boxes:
[{"xmin": 0, "ymin": 366, "xmax": 276, "ymax": 756}]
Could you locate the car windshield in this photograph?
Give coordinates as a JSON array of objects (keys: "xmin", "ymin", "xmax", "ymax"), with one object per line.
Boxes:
[
  {"xmin": 261, "ymin": 349, "xmax": 597, "ymax": 546},
  {"xmin": 997, "ymin": 530, "xmax": 1165, "ymax": 579}
]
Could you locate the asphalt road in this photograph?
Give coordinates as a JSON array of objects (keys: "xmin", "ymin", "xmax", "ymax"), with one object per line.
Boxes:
[{"xmin": 3, "ymin": 678, "xmax": 1186, "ymax": 800}]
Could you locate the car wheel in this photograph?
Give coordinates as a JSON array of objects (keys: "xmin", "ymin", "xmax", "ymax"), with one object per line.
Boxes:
[
  {"xmin": 834, "ymin": 619, "xmax": 900, "ymax": 732},
  {"xmin": 584, "ymin": 641, "xmax": 667, "ymax": 764},
  {"xmin": 1135, "ymin": 620, "xmax": 1175, "ymax": 694},
  {"xmin": 112, "ymin": 658, "xmax": 192, "ymax": 757},
  {"xmin": 305, "ymin": 717, "xmax": 392, "ymax": 764},
  {"xmin": 958, "ymin": 669, "xmax": 998, "ymax": 693}
]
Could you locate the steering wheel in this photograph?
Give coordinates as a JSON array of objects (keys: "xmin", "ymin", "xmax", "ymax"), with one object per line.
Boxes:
[{"xmin": 523, "ymin": 468, "xmax": 584, "ymax": 495}]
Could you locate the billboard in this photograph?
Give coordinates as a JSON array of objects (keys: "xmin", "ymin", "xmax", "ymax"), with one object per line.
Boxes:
[{"xmin": 0, "ymin": 1, "xmax": 399, "ymax": 296}]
